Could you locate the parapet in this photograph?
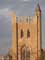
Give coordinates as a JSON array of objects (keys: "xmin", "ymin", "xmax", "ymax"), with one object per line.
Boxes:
[{"xmin": 16, "ymin": 16, "xmax": 32, "ymax": 23}]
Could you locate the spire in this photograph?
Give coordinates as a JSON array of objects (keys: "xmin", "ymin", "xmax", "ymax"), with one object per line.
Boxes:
[
  {"xmin": 35, "ymin": 3, "xmax": 41, "ymax": 12},
  {"xmin": 35, "ymin": 3, "xmax": 41, "ymax": 16}
]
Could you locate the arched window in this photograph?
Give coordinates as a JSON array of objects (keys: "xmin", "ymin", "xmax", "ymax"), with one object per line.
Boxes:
[
  {"xmin": 21, "ymin": 46, "xmax": 30, "ymax": 60},
  {"xmin": 21, "ymin": 30, "xmax": 23, "ymax": 38},
  {"xmin": 26, "ymin": 47, "xmax": 30, "ymax": 60},
  {"xmin": 21, "ymin": 47, "xmax": 25, "ymax": 60},
  {"xmin": 27, "ymin": 30, "xmax": 30, "ymax": 38}
]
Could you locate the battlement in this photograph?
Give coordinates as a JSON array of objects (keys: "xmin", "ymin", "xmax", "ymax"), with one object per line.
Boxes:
[{"xmin": 16, "ymin": 16, "xmax": 32, "ymax": 23}]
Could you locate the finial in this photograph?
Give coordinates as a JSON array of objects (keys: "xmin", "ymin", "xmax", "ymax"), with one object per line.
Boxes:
[
  {"xmin": 35, "ymin": 1, "xmax": 41, "ymax": 12},
  {"xmin": 35, "ymin": 0, "xmax": 41, "ymax": 16}
]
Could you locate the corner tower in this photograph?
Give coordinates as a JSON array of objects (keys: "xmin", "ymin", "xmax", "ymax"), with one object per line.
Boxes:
[{"xmin": 35, "ymin": 3, "xmax": 42, "ymax": 59}]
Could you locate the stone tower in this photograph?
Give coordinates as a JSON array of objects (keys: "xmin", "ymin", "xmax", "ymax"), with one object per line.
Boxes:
[
  {"xmin": 11, "ymin": 3, "xmax": 42, "ymax": 60},
  {"xmin": 11, "ymin": 12, "xmax": 17, "ymax": 59},
  {"xmin": 35, "ymin": 3, "xmax": 42, "ymax": 59}
]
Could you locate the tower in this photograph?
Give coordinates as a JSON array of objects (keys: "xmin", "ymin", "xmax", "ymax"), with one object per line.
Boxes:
[
  {"xmin": 35, "ymin": 3, "xmax": 42, "ymax": 59},
  {"xmin": 11, "ymin": 12, "xmax": 17, "ymax": 60},
  {"xmin": 11, "ymin": 3, "xmax": 42, "ymax": 60}
]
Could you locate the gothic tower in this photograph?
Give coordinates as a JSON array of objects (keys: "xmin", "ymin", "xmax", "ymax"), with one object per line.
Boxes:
[{"xmin": 11, "ymin": 3, "xmax": 42, "ymax": 60}]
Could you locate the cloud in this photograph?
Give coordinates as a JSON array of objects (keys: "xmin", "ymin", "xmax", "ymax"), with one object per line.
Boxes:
[
  {"xmin": 24, "ymin": 0, "xmax": 29, "ymax": 1},
  {"xmin": 0, "ymin": 8, "xmax": 12, "ymax": 21},
  {"xmin": 0, "ymin": 8, "xmax": 12, "ymax": 55},
  {"xmin": 19, "ymin": 0, "xmax": 31, "ymax": 2},
  {"xmin": 0, "ymin": 8, "xmax": 12, "ymax": 17},
  {"xmin": 0, "ymin": 8, "xmax": 8, "ymax": 14}
]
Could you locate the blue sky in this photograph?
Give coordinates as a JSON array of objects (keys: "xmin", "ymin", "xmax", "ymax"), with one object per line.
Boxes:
[{"xmin": 0, "ymin": 0, "xmax": 45, "ymax": 55}]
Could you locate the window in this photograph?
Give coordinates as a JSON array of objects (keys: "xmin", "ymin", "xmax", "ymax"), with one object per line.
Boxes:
[
  {"xmin": 21, "ymin": 30, "xmax": 23, "ymax": 38},
  {"xmin": 21, "ymin": 48, "xmax": 25, "ymax": 60},
  {"xmin": 27, "ymin": 30, "xmax": 30, "ymax": 38},
  {"xmin": 21, "ymin": 47, "xmax": 30, "ymax": 60},
  {"xmin": 26, "ymin": 47, "xmax": 30, "ymax": 60}
]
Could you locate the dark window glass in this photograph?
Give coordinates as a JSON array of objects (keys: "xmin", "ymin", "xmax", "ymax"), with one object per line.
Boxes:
[
  {"xmin": 21, "ymin": 30, "xmax": 23, "ymax": 38},
  {"xmin": 27, "ymin": 30, "xmax": 30, "ymax": 38}
]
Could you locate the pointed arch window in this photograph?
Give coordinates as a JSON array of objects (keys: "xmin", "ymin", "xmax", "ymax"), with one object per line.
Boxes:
[
  {"xmin": 27, "ymin": 30, "xmax": 30, "ymax": 38},
  {"xmin": 21, "ymin": 46, "xmax": 30, "ymax": 60},
  {"xmin": 21, "ymin": 29, "xmax": 23, "ymax": 38},
  {"xmin": 26, "ymin": 47, "xmax": 30, "ymax": 60}
]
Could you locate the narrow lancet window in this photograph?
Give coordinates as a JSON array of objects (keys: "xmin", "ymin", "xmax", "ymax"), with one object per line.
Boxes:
[
  {"xmin": 21, "ymin": 30, "xmax": 23, "ymax": 38},
  {"xmin": 27, "ymin": 30, "xmax": 30, "ymax": 38}
]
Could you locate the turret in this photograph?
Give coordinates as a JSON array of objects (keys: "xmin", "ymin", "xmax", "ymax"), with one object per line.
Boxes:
[
  {"xmin": 35, "ymin": 3, "xmax": 42, "ymax": 59},
  {"xmin": 35, "ymin": 3, "xmax": 41, "ymax": 17},
  {"xmin": 11, "ymin": 12, "xmax": 17, "ymax": 60}
]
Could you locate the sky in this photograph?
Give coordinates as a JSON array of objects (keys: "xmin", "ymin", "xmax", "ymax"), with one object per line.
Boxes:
[{"xmin": 0, "ymin": 0, "xmax": 45, "ymax": 55}]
